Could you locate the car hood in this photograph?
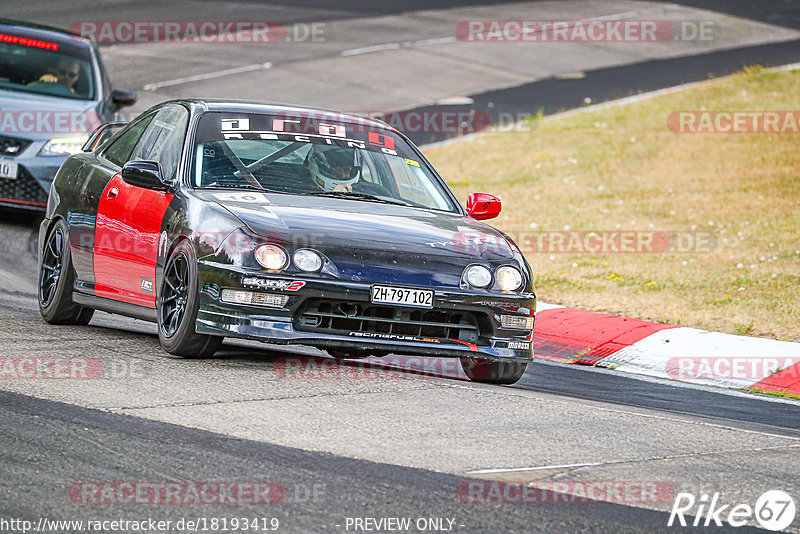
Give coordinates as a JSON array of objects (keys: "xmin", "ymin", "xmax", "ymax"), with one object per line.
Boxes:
[
  {"xmin": 0, "ymin": 90, "xmax": 101, "ymax": 140},
  {"xmin": 201, "ymin": 191, "xmax": 526, "ymax": 288}
]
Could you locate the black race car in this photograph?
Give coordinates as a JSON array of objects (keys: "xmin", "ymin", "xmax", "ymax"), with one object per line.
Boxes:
[{"xmin": 38, "ymin": 100, "xmax": 536, "ymax": 384}]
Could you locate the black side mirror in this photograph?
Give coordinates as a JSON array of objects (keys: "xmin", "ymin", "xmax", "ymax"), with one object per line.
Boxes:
[
  {"xmin": 111, "ymin": 88, "xmax": 137, "ymax": 109},
  {"xmin": 121, "ymin": 160, "xmax": 170, "ymax": 191}
]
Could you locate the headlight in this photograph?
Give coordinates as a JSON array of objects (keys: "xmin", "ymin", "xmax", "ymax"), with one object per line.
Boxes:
[
  {"xmin": 38, "ymin": 136, "xmax": 89, "ymax": 157},
  {"xmin": 496, "ymin": 266, "xmax": 523, "ymax": 291},
  {"xmin": 293, "ymin": 249, "xmax": 323, "ymax": 272},
  {"xmin": 254, "ymin": 244, "xmax": 288, "ymax": 270},
  {"xmin": 464, "ymin": 265, "xmax": 492, "ymax": 288}
]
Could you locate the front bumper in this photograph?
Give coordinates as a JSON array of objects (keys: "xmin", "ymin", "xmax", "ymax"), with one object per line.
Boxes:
[
  {"xmin": 0, "ymin": 163, "xmax": 53, "ymax": 210},
  {"xmin": 195, "ymin": 261, "xmax": 535, "ymax": 363},
  {"xmin": 0, "ymin": 140, "xmax": 63, "ymax": 211}
]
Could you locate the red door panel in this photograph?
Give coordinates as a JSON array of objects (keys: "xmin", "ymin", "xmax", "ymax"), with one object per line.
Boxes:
[{"xmin": 94, "ymin": 174, "xmax": 173, "ymax": 308}]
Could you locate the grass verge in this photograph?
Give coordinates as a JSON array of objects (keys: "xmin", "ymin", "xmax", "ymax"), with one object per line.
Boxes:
[
  {"xmin": 747, "ymin": 388, "xmax": 800, "ymax": 401},
  {"xmin": 428, "ymin": 66, "xmax": 800, "ymax": 341}
]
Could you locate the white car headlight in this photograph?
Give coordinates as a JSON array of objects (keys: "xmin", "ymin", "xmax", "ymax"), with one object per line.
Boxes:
[
  {"xmin": 254, "ymin": 244, "xmax": 288, "ymax": 270},
  {"xmin": 293, "ymin": 249, "xmax": 323, "ymax": 272},
  {"xmin": 464, "ymin": 265, "xmax": 492, "ymax": 288},
  {"xmin": 496, "ymin": 266, "xmax": 523, "ymax": 291},
  {"xmin": 38, "ymin": 136, "xmax": 89, "ymax": 157}
]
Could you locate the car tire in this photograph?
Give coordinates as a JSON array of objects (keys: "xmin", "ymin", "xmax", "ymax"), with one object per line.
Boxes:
[
  {"xmin": 38, "ymin": 219, "xmax": 94, "ymax": 325},
  {"xmin": 460, "ymin": 357, "xmax": 528, "ymax": 385},
  {"xmin": 158, "ymin": 240, "xmax": 223, "ymax": 358}
]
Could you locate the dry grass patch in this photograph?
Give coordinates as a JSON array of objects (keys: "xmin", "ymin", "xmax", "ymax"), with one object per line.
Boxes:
[{"xmin": 428, "ymin": 67, "xmax": 800, "ymax": 341}]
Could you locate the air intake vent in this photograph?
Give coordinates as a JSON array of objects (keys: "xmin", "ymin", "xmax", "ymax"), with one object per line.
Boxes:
[{"xmin": 295, "ymin": 299, "xmax": 488, "ymax": 344}]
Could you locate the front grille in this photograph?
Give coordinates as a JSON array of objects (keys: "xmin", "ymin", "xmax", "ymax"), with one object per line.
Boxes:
[
  {"xmin": 0, "ymin": 134, "xmax": 33, "ymax": 157},
  {"xmin": 0, "ymin": 165, "xmax": 47, "ymax": 207},
  {"xmin": 295, "ymin": 299, "xmax": 487, "ymax": 344}
]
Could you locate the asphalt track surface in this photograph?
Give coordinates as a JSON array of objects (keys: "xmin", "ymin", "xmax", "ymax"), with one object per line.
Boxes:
[
  {"xmin": 2, "ymin": 1, "xmax": 800, "ymax": 532},
  {"xmin": 1, "ymin": 212, "xmax": 799, "ymax": 533},
  {"xmin": 0, "ymin": 390, "xmax": 774, "ymax": 534}
]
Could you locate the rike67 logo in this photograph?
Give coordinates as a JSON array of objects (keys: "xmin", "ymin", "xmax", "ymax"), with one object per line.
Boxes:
[{"xmin": 669, "ymin": 490, "xmax": 796, "ymax": 531}]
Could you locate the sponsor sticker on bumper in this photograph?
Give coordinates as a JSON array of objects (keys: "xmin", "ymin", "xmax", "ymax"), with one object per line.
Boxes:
[{"xmin": 242, "ymin": 276, "xmax": 305, "ymax": 291}]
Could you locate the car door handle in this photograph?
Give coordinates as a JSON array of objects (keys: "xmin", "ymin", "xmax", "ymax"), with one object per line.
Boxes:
[{"xmin": 106, "ymin": 187, "xmax": 119, "ymax": 200}]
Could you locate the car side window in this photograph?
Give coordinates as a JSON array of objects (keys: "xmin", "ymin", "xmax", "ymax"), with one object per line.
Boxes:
[
  {"xmin": 93, "ymin": 48, "xmax": 112, "ymax": 103},
  {"xmin": 102, "ymin": 115, "xmax": 155, "ymax": 167},
  {"xmin": 129, "ymin": 105, "xmax": 189, "ymax": 182}
]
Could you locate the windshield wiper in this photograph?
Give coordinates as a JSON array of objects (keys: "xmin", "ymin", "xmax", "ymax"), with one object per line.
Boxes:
[
  {"xmin": 203, "ymin": 184, "xmax": 283, "ymax": 193},
  {"xmin": 308, "ymin": 191, "xmax": 415, "ymax": 207}
]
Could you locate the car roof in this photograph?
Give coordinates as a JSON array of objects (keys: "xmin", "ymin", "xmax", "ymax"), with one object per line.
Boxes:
[
  {"xmin": 0, "ymin": 18, "xmax": 93, "ymax": 49},
  {"xmin": 154, "ymin": 98, "xmax": 399, "ymax": 135}
]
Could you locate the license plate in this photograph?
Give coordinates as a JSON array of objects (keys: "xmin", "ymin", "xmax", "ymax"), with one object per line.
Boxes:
[
  {"xmin": 0, "ymin": 158, "xmax": 18, "ymax": 180},
  {"xmin": 371, "ymin": 285, "xmax": 434, "ymax": 308}
]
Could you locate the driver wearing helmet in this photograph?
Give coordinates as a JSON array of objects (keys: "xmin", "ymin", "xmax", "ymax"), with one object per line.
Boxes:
[{"xmin": 307, "ymin": 145, "xmax": 360, "ymax": 193}]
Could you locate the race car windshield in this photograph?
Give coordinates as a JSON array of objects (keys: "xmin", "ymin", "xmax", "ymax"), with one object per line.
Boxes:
[
  {"xmin": 0, "ymin": 34, "xmax": 96, "ymax": 100},
  {"xmin": 191, "ymin": 111, "xmax": 458, "ymax": 213}
]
